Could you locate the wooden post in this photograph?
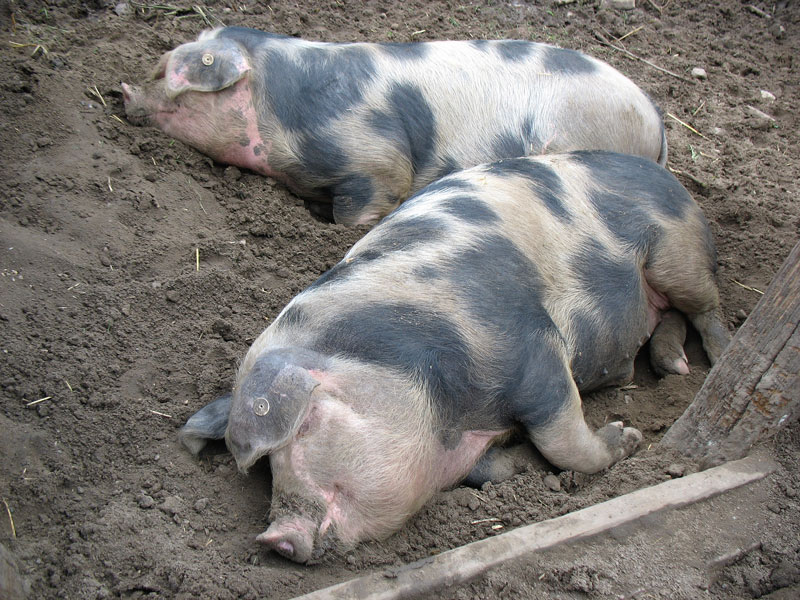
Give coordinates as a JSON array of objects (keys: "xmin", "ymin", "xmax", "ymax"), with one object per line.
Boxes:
[{"xmin": 661, "ymin": 240, "xmax": 800, "ymax": 468}]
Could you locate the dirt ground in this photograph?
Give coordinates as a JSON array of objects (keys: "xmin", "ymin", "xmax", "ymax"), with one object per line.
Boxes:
[{"xmin": 0, "ymin": 1, "xmax": 798, "ymax": 598}]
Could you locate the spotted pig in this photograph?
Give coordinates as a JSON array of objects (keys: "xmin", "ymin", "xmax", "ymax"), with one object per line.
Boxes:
[
  {"xmin": 179, "ymin": 151, "xmax": 729, "ymax": 563},
  {"xmin": 122, "ymin": 27, "xmax": 667, "ymax": 225}
]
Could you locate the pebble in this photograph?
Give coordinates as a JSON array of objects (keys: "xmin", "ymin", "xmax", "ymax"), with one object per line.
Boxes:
[
  {"xmin": 223, "ymin": 166, "xmax": 242, "ymax": 181},
  {"xmin": 666, "ymin": 463, "xmax": 686, "ymax": 478},
  {"xmin": 543, "ymin": 474, "xmax": 561, "ymax": 492},
  {"xmin": 603, "ymin": 0, "xmax": 635, "ymax": 9},
  {"xmin": 736, "ymin": 309, "xmax": 748, "ymax": 322},
  {"xmin": 165, "ymin": 290, "xmax": 179, "ymax": 303},
  {"xmin": 468, "ymin": 497, "xmax": 481, "ymax": 511},
  {"xmin": 760, "ymin": 90, "xmax": 776, "ymax": 102},
  {"xmin": 159, "ymin": 495, "xmax": 183, "ymax": 516},
  {"xmin": 137, "ymin": 494, "xmax": 155, "ymax": 509},
  {"xmin": 99, "ymin": 254, "xmax": 111, "ymax": 267},
  {"xmin": 194, "ymin": 498, "xmax": 210, "ymax": 513},
  {"xmin": 691, "ymin": 67, "xmax": 707, "ymax": 80}
]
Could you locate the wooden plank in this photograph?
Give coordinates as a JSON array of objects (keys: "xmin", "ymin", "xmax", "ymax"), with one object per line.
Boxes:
[
  {"xmin": 292, "ymin": 454, "xmax": 776, "ymax": 600},
  {"xmin": 662, "ymin": 240, "xmax": 800, "ymax": 467}
]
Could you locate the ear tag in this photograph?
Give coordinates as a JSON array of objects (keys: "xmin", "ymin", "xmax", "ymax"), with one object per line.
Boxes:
[
  {"xmin": 253, "ymin": 397, "xmax": 270, "ymax": 417},
  {"xmin": 202, "ymin": 53, "xmax": 214, "ymax": 66}
]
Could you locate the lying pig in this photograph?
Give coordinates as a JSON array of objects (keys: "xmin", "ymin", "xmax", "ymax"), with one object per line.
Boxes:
[
  {"xmin": 122, "ymin": 27, "xmax": 667, "ymax": 225},
  {"xmin": 179, "ymin": 151, "xmax": 730, "ymax": 563}
]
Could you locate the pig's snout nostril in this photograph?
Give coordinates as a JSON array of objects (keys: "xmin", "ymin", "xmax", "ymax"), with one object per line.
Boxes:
[{"xmin": 120, "ymin": 83, "xmax": 131, "ymax": 103}]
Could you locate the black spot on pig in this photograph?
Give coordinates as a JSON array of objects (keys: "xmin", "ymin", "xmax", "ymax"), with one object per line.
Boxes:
[
  {"xmin": 573, "ymin": 151, "xmax": 691, "ymax": 219},
  {"xmin": 315, "ymin": 302, "xmax": 476, "ymax": 443},
  {"xmin": 542, "ymin": 46, "xmax": 597, "ymax": 75},
  {"xmin": 497, "ymin": 40, "xmax": 534, "ymax": 62},
  {"xmin": 278, "ymin": 304, "xmax": 310, "ymax": 330},
  {"xmin": 440, "ymin": 234, "xmax": 568, "ymax": 427},
  {"xmin": 331, "ymin": 175, "xmax": 376, "ymax": 223},
  {"xmin": 369, "ymin": 83, "xmax": 436, "ymax": 173},
  {"xmin": 295, "ymin": 133, "xmax": 350, "ymax": 180},
  {"xmin": 368, "ymin": 215, "xmax": 448, "ymax": 253},
  {"xmin": 378, "ymin": 42, "xmax": 430, "ymax": 60},
  {"xmin": 488, "ymin": 158, "xmax": 571, "ymax": 222},
  {"xmin": 470, "ymin": 40, "xmax": 491, "ymax": 52},
  {"xmin": 218, "ymin": 26, "xmax": 289, "ymax": 53},
  {"xmin": 429, "ymin": 157, "xmax": 462, "ymax": 182},
  {"xmin": 420, "ymin": 175, "xmax": 474, "ymax": 196},
  {"xmin": 491, "ymin": 132, "xmax": 527, "ymax": 159},
  {"xmin": 571, "ymin": 240, "xmax": 641, "ymax": 319},
  {"xmin": 438, "ymin": 195, "xmax": 500, "ymax": 225},
  {"xmin": 264, "ymin": 45, "xmax": 376, "ymax": 131}
]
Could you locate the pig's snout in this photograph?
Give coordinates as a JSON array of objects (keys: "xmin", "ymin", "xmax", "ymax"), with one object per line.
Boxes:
[
  {"xmin": 120, "ymin": 82, "xmax": 133, "ymax": 104},
  {"xmin": 256, "ymin": 519, "xmax": 316, "ymax": 564}
]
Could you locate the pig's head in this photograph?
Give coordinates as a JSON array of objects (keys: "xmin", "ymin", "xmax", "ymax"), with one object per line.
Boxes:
[
  {"xmin": 121, "ymin": 34, "xmax": 278, "ymax": 177},
  {"xmin": 226, "ymin": 348, "xmax": 446, "ymax": 563}
]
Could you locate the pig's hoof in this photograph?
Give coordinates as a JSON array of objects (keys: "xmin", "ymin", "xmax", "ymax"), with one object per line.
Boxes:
[
  {"xmin": 650, "ymin": 345, "xmax": 690, "ymax": 377},
  {"xmin": 599, "ymin": 421, "xmax": 642, "ymax": 461}
]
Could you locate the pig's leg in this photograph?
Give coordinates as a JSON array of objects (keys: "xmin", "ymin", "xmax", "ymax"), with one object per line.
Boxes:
[
  {"xmin": 649, "ymin": 309, "xmax": 689, "ymax": 376},
  {"xmin": 643, "ymin": 230, "xmax": 731, "ymax": 366},
  {"xmin": 331, "ymin": 176, "xmax": 407, "ymax": 226},
  {"xmin": 464, "ymin": 444, "xmax": 551, "ymax": 487},
  {"xmin": 178, "ymin": 394, "xmax": 231, "ymax": 455},
  {"xmin": 688, "ymin": 309, "xmax": 730, "ymax": 365},
  {"xmin": 514, "ymin": 337, "xmax": 642, "ymax": 474}
]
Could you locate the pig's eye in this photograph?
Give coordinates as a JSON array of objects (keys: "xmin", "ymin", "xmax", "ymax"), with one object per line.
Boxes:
[
  {"xmin": 201, "ymin": 53, "xmax": 214, "ymax": 66},
  {"xmin": 253, "ymin": 397, "xmax": 270, "ymax": 416}
]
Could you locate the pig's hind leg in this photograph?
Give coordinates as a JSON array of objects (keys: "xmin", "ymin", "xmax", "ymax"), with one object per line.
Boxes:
[
  {"xmin": 512, "ymin": 335, "xmax": 642, "ymax": 474},
  {"xmin": 649, "ymin": 309, "xmax": 690, "ymax": 376},
  {"xmin": 643, "ymin": 225, "xmax": 731, "ymax": 367},
  {"xmin": 178, "ymin": 394, "xmax": 231, "ymax": 455}
]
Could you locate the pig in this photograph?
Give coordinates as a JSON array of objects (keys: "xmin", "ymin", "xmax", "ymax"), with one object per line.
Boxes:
[
  {"xmin": 122, "ymin": 27, "xmax": 667, "ymax": 225},
  {"xmin": 179, "ymin": 151, "xmax": 730, "ymax": 563}
]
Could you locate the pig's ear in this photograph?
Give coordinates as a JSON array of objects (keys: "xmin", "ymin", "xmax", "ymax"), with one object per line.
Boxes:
[
  {"xmin": 164, "ymin": 38, "xmax": 252, "ymax": 98},
  {"xmin": 178, "ymin": 393, "xmax": 231, "ymax": 456},
  {"xmin": 254, "ymin": 365, "xmax": 321, "ymax": 450}
]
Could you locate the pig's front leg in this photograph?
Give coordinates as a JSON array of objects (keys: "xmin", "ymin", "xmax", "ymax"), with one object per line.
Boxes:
[{"xmin": 330, "ymin": 175, "xmax": 407, "ymax": 226}]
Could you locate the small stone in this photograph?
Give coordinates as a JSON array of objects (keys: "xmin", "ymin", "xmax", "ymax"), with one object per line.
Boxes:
[
  {"xmin": 691, "ymin": 67, "xmax": 707, "ymax": 80},
  {"xmin": 666, "ymin": 463, "xmax": 686, "ymax": 478},
  {"xmin": 99, "ymin": 254, "xmax": 111, "ymax": 267},
  {"xmin": 624, "ymin": 394, "xmax": 632, "ymax": 405},
  {"xmin": 736, "ymin": 309, "xmax": 748, "ymax": 322},
  {"xmin": 468, "ymin": 497, "xmax": 481, "ymax": 511},
  {"xmin": 709, "ymin": 126, "xmax": 726, "ymax": 137},
  {"xmin": 137, "ymin": 494, "xmax": 155, "ymax": 509},
  {"xmin": 767, "ymin": 502, "xmax": 781, "ymax": 514},
  {"xmin": 760, "ymin": 90, "xmax": 776, "ymax": 102},
  {"xmin": 159, "ymin": 496, "xmax": 183, "ymax": 516},
  {"xmin": 194, "ymin": 498, "xmax": 209, "ymax": 513},
  {"xmin": 223, "ymin": 166, "xmax": 242, "ymax": 181},
  {"xmin": 114, "ymin": 2, "xmax": 130, "ymax": 16},
  {"xmin": 543, "ymin": 474, "xmax": 561, "ymax": 492},
  {"xmin": 602, "ymin": 0, "xmax": 635, "ymax": 9},
  {"xmin": 165, "ymin": 290, "xmax": 179, "ymax": 303}
]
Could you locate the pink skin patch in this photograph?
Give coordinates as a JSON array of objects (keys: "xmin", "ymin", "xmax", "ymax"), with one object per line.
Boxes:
[
  {"xmin": 122, "ymin": 78, "xmax": 289, "ymax": 183},
  {"xmin": 643, "ymin": 271, "xmax": 671, "ymax": 334},
  {"xmin": 267, "ymin": 424, "xmax": 503, "ymax": 558}
]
